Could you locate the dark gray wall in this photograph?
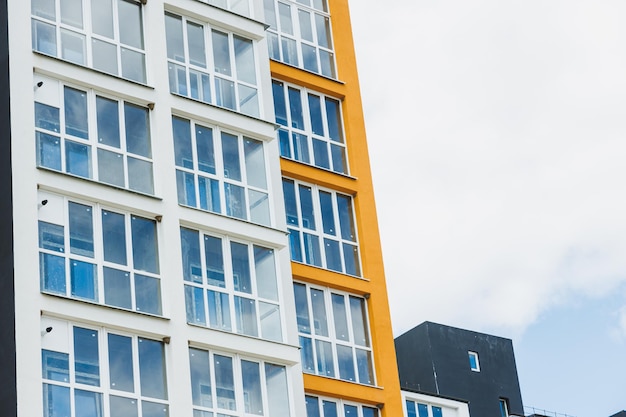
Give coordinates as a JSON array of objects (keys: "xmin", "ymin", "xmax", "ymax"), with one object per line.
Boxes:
[
  {"xmin": 0, "ymin": 0, "xmax": 16, "ymax": 415},
  {"xmin": 396, "ymin": 322, "xmax": 524, "ymax": 417}
]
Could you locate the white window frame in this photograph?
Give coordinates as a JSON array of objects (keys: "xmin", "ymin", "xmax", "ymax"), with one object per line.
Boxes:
[
  {"xmin": 181, "ymin": 226, "xmax": 284, "ymax": 341},
  {"xmin": 195, "ymin": 0, "xmax": 251, "ymax": 17},
  {"xmin": 37, "ymin": 191, "xmax": 163, "ymax": 316},
  {"xmin": 283, "ymin": 177, "xmax": 361, "ymax": 276},
  {"xmin": 293, "ymin": 282, "xmax": 375, "ymax": 385},
  {"xmin": 264, "ymin": 0, "xmax": 336, "ymax": 78},
  {"xmin": 405, "ymin": 399, "xmax": 444, "ymax": 417},
  {"xmin": 272, "ymin": 79, "xmax": 348, "ymax": 174},
  {"xmin": 305, "ymin": 394, "xmax": 379, "ymax": 417},
  {"xmin": 31, "ymin": 0, "xmax": 147, "ymax": 83},
  {"xmin": 188, "ymin": 346, "xmax": 292, "ymax": 417},
  {"xmin": 173, "ymin": 115, "xmax": 272, "ymax": 226},
  {"xmin": 499, "ymin": 398, "xmax": 509, "ymax": 417},
  {"xmin": 165, "ymin": 11, "xmax": 261, "ymax": 117},
  {"xmin": 468, "ymin": 351, "xmax": 480, "ymax": 372}
]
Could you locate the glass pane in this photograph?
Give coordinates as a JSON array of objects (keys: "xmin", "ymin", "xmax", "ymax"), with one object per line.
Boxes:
[
  {"xmin": 32, "ymin": 20, "xmax": 57, "ymax": 56},
  {"xmin": 214, "ymin": 355, "xmax": 236, "ymax": 410},
  {"xmin": 312, "ymin": 139, "xmax": 329, "ymax": 169},
  {"xmin": 331, "ymin": 293, "xmax": 349, "ymax": 341},
  {"xmin": 249, "ymin": 190, "xmax": 270, "ymax": 226},
  {"xmin": 418, "ymin": 403, "xmax": 429, "ymax": 417},
  {"xmin": 42, "ymin": 350, "xmax": 69, "ymax": 382},
  {"xmin": 235, "ymin": 296, "xmax": 258, "ymax": 337},
  {"xmin": 298, "ymin": 185, "xmax": 315, "ymax": 229},
  {"xmin": 292, "ymin": 133, "xmax": 310, "ymax": 163},
  {"xmin": 319, "ymin": 191, "xmax": 335, "ymax": 235},
  {"xmin": 344, "ymin": 405, "xmax": 358, "ymax": 417},
  {"xmin": 263, "ymin": 0, "xmax": 277, "ymax": 29},
  {"xmin": 324, "ymin": 239, "xmax": 341, "ymax": 272},
  {"xmin": 96, "ymin": 96, "xmax": 120, "ymax": 147},
  {"xmin": 189, "ymin": 348, "xmax": 212, "ymax": 407},
  {"xmin": 300, "ymin": 336, "xmax": 314, "ymax": 373},
  {"xmin": 118, "ymin": 0, "xmax": 144, "ymax": 48},
  {"xmin": 325, "ymin": 98, "xmax": 343, "ymax": 142},
  {"xmin": 432, "ymin": 406, "xmax": 443, "ymax": 417},
  {"xmin": 36, "ymin": 102, "xmax": 60, "ymax": 132},
  {"xmin": 187, "ymin": 21, "xmax": 206, "ymax": 68},
  {"xmin": 43, "ymin": 384, "xmax": 70, "ymax": 417},
  {"xmin": 288, "ymin": 229, "xmax": 302, "ymax": 262},
  {"xmin": 244, "ymin": 138, "xmax": 266, "ymax": 189},
  {"xmin": 278, "ymin": 2, "xmax": 293, "ymax": 35},
  {"xmin": 40, "ymin": 253, "xmax": 66, "ymax": 294},
  {"xmin": 212, "ymin": 30, "xmax": 232, "ymax": 75},
  {"xmin": 222, "ymin": 133, "xmax": 241, "ymax": 180},
  {"xmin": 231, "ymin": 242, "xmax": 251, "ymax": 293},
  {"xmin": 196, "ymin": 125, "xmax": 215, "ymax": 174},
  {"xmin": 128, "ymin": 157, "xmax": 154, "ymax": 194},
  {"xmin": 121, "ymin": 48, "xmax": 146, "ymax": 83},
  {"xmin": 103, "ymin": 267, "xmax": 131, "ymax": 309},
  {"xmin": 320, "ymin": 50, "xmax": 335, "ymax": 78},
  {"xmin": 70, "ymin": 260, "xmax": 97, "ymax": 300},
  {"xmin": 241, "ymin": 361, "xmax": 263, "ymax": 415},
  {"xmin": 343, "ymin": 243, "xmax": 360, "ymax": 276},
  {"xmin": 259, "ymin": 302, "xmax": 282, "ymax": 342},
  {"xmin": 66, "ymin": 140, "xmax": 91, "ymax": 177},
  {"xmin": 92, "ymin": 39, "xmax": 118, "ymax": 75},
  {"xmin": 302, "ymin": 44, "xmax": 318, "ymax": 73},
  {"xmin": 282, "ymin": 179, "xmax": 298, "ymax": 226},
  {"xmin": 310, "ymin": 288, "xmax": 328, "ymax": 336},
  {"xmin": 406, "ymin": 401, "xmax": 417, "ymax": 417},
  {"xmin": 238, "ymin": 84, "xmax": 259, "ymax": 117},
  {"xmin": 224, "ymin": 183, "xmax": 246, "ymax": 220},
  {"xmin": 181, "ymin": 228, "xmax": 202, "ymax": 283},
  {"xmin": 125, "ymin": 103, "xmax": 151, "ymax": 157},
  {"xmin": 142, "ymin": 401, "xmax": 169, "ymax": 417},
  {"xmin": 185, "ymin": 285, "xmax": 206, "ymax": 325},
  {"xmin": 307, "ymin": 94, "xmax": 324, "ymax": 135},
  {"xmin": 298, "ymin": 10, "xmax": 313, "ymax": 41},
  {"xmin": 204, "ymin": 235, "xmax": 225, "ymax": 287},
  {"xmin": 37, "ymin": 132, "xmax": 62, "ymax": 170},
  {"xmin": 199, "ymin": 177, "xmax": 221, "ymax": 213},
  {"xmin": 315, "ymin": 15, "xmax": 331, "ymax": 48},
  {"xmin": 337, "ymin": 195, "xmax": 356, "ymax": 241},
  {"xmin": 168, "ymin": 62, "xmax": 188, "ymax": 96},
  {"xmin": 73, "ymin": 327, "xmax": 100, "ymax": 386},
  {"xmin": 102, "ymin": 210, "xmax": 126, "ymax": 265},
  {"xmin": 303, "ymin": 233, "xmax": 321, "ymax": 267},
  {"xmin": 32, "ymin": 0, "xmax": 55, "ymax": 19},
  {"xmin": 323, "ymin": 400, "xmax": 338, "ymax": 417},
  {"xmin": 60, "ymin": 0, "xmax": 83, "ymax": 29},
  {"xmin": 208, "ymin": 290, "xmax": 231, "ymax": 331},
  {"xmin": 288, "ymin": 87, "xmax": 304, "ymax": 129},
  {"xmin": 337, "ymin": 345, "xmax": 355, "ymax": 382},
  {"xmin": 265, "ymin": 364, "xmax": 289, "ymax": 416},
  {"xmin": 110, "ymin": 396, "xmax": 138, "ymax": 417},
  {"xmin": 356, "ymin": 348, "xmax": 374, "ymax": 385},
  {"xmin": 267, "ymin": 32, "xmax": 280, "ymax": 61},
  {"xmin": 215, "ymin": 77, "xmax": 236, "ymax": 110},
  {"xmin": 60, "ymin": 29, "xmax": 86, "ymax": 65},
  {"xmin": 349, "ymin": 296, "xmax": 369, "ymax": 347},
  {"xmin": 272, "ymin": 81, "xmax": 287, "ymax": 126},
  {"xmin": 131, "ymin": 216, "xmax": 159, "ymax": 274},
  {"xmin": 135, "ymin": 274, "xmax": 162, "ymax": 315},
  {"xmin": 138, "ymin": 338, "xmax": 167, "ymax": 399},
  {"xmin": 305, "ymin": 396, "xmax": 320, "ymax": 417},
  {"xmin": 165, "ymin": 13, "xmax": 184, "ymax": 62},
  {"xmin": 172, "ymin": 116, "xmax": 193, "ymax": 169},
  {"xmin": 254, "ymin": 246, "xmax": 278, "ymax": 301},
  {"xmin": 234, "ymin": 36, "xmax": 255, "ymax": 84},
  {"xmin": 176, "ymin": 170, "xmax": 197, "ymax": 207},
  {"xmin": 108, "ymin": 334, "xmax": 134, "ymax": 392},
  {"xmin": 330, "ymin": 144, "xmax": 347, "ymax": 174},
  {"xmin": 281, "ymin": 37, "xmax": 298, "ymax": 66},
  {"xmin": 98, "ymin": 149, "xmax": 125, "ymax": 187},
  {"xmin": 39, "ymin": 221, "xmax": 64, "ymax": 252},
  {"xmin": 64, "ymin": 87, "xmax": 88, "ymax": 139},
  {"xmin": 315, "ymin": 340, "xmax": 334, "ymax": 377},
  {"xmin": 293, "ymin": 283, "xmax": 311, "ymax": 333},
  {"xmin": 91, "ymin": 0, "xmax": 113, "ymax": 37},
  {"xmin": 69, "ymin": 202, "xmax": 93, "ymax": 257}
]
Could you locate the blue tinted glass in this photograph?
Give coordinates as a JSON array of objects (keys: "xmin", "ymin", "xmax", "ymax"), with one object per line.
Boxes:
[
  {"xmin": 349, "ymin": 296, "xmax": 369, "ymax": 346},
  {"xmin": 131, "ymin": 216, "xmax": 159, "ymax": 274},
  {"xmin": 221, "ymin": 133, "xmax": 241, "ymax": 181},
  {"xmin": 288, "ymin": 229, "xmax": 302, "ymax": 262},
  {"xmin": 325, "ymin": 98, "xmax": 343, "ymax": 142},
  {"xmin": 70, "ymin": 260, "xmax": 96, "ymax": 300},
  {"xmin": 189, "ymin": 348, "xmax": 212, "ymax": 407},
  {"xmin": 64, "ymin": 87, "xmax": 88, "ymax": 139},
  {"xmin": 299, "ymin": 336, "xmax": 314, "ymax": 373},
  {"xmin": 406, "ymin": 400, "xmax": 417, "ymax": 417},
  {"xmin": 42, "ymin": 350, "xmax": 69, "ymax": 382},
  {"xmin": 65, "ymin": 140, "xmax": 91, "ymax": 178},
  {"xmin": 330, "ymin": 143, "xmax": 346, "ymax": 174},
  {"xmin": 298, "ymin": 185, "xmax": 315, "ymax": 229},
  {"xmin": 278, "ymin": 129, "xmax": 291, "ymax": 158},
  {"xmin": 125, "ymin": 103, "xmax": 151, "ymax": 157},
  {"xmin": 336, "ymin": 344, "xmax": 355, "ymax": 382},
  {"xmin": 337, "ymin": 194, "xmax": 356, "ymax": 241},
  {"xmin": 213, "ymin": 355, "xmax": 235, "ymax": 410},
  {"xmin": 272, "ymin": 80, "xmax": 288, "ymax": 126},
  {"xmin": 102, "ymin": 210, "xmax": 126, "ymax": 265},
  {"xmin": 343, "ymin": 243, "xmax": 360, "ymax": 276},
  {"xmin": 418, "ymin": 403, "xmax": 429, "ymax": 417},
  {"xmin": 37, "ymin": 132, "xmax": 62, "ymax": 170},
  {"xmin": 433, "ymin": 406, "xmax": 443, "ymax": 417},
  {"xmin": 32, "ymin": 20, "xmax": 57, "ymax": 56},
  {"xmin": 180, "ymin": 228, "xmax": 202, "ymax": 283},
  {"xmin": 176, "ymin": 170, "xmax": 197, "ymax": 207},
  {"xmin": 141, "ymin": 401, "xmax": 169, "ymax": 417},
  {"xmin": 138, "ymin": 338, "xmax": 167, "ymax": 399},
  {"xmin": 108, "ymin": 334, "xmax": 134, "ymax": 392},
  {"xmin": 196, "ymin": 125, "xmax": 215, "ymax": 174},
  {"xmin": 35, "ymin": 102, "xmax": 60, "ymax": 132},
  {"xmin": 292, "ymin": 132, "xmax": 310, "ymax": 163},
  {"xmin": 324, "ymin": 239, "xmax": 341, "ymax": 272},
  {"xmin": 363, "ymin": 407, "xmax": 378, "ymax": 417},
  {"xmin": 318, "ymin": 191, "xmax": 335, "ymax": 235},
  {"xmin": 73, "ymin": 327, "xmax": 100, "ymax": 386},
  {"xmin": 111, "ymin": 396, "xmax": 138, "ymax": 417},
  {"xmin": 312, "ymin": 139, "xmax": 330, "ymax": 169},
  {"xmin": 43, "ymin": 384, "xmax": 70, "ymax": 417},
  {"xmin": 231, "ymin": 242, "xmax": 251, "ymax": 293},
  {"xmin": 315, "ymin": 340, "xmax": 334, "ymax": 377},
  {"xmin": 282, "ymin": 179, "xmax": 299, "ymax": 226},
  {"xmin": 224, "ymin": 183, "xmax": 246, "ymax": 219},
  {"xmin": 469, "ymin": 352, "xmax": 478, "ymax": 370},
  {"xmin": 198, "ymin": 176, "xmax": 221, "ymax": 213},
  {"xmin": 303, "ymin": 233, "xmax": 321, "ymax": 267},
  {"xmin": 69, "ymin": 202, "xmax": 93, "ymax": 257},
  {"xmin": 305, "ymin": 395, "xmax": 320, "ymax": 417},
  {"xmin": 344, "ymin": 405, "xmax": 358, "ymax": 416},
  {"xmin": 75, "ymin": 389, "xmax": 102, "ymax": 417},
  {"xmin": 185, "ymin": 285, "xmax": 206, "ymax": 325},
  {"xmin": 288, "ymin": 87, "xmax": 304, "ymax": 129},
  {"xmin": 241, "ymin": 360, "xmax": 262, "ymax": 414},
  {"xmin": 135, "ymin": 274, "xmax": 161, "ymax": 315},
  {"xmin": 293, "ymin": 283, "xmax": 311, "ymax": 333},
  {"xmin": 96, "ymin": 96, "xmax": 120, "ymax": 148},
  {"xmin": 500, "ymin": 401, "xmax": 507, "ymax": 417},
  {"xmin": 322, "ymin": 401, "xmax": 338, "ymax": 417},
  {"xmin": 39, "ymin": 221, "xmax": 64, "ymax": 252},
  {"xmin": 103, "ymin": 267, "xmax": 131, "ymax": 309},
  {"xmin": 172, "ymin": 116, "xmax": 193, "ymax": 169},
  {"xmin": 40, "ymin": 253, "xmax": 66, "ymax": 294},
  {"xmin": 208, "ymin": 290, "xmax": 231, "ymax": 331},
  {"xmin": 331, "ymin": 293, "xmax": 349, "ymax": 341},
  {"xmin": 204, "ymin": 235, "xmax": 225, "ymax": 287},
  {"xmin": 308, "ymin": 94, "xmax": 324, "ymax": 136},
  {"xmin": 355, "ymin": 348, "xmax": 373, "ymax": 385}
]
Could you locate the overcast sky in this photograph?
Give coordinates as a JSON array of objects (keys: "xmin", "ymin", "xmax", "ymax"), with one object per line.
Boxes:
[{"xmin": 347, "ymin": 1, "xmax": 626, "ymax": 416}]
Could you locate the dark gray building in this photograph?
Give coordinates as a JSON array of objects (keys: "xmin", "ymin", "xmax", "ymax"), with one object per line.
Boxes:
[{"xmin": 395, "ymin": 321, "xmax": 524, "ymax": 417}]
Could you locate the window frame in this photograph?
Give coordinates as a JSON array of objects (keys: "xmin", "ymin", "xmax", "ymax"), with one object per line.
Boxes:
[
  {"xmin": 272, "ymin": 79, "xmax": 348, "ymax": 174},
  {"xmin": 195, "ymin": 0, "xmax": 251, "ymax": 17},
  {"xmin": 405, "ymin": 399, "xmax": 443, "ymax": 417},
  {"xmin": 38, "ymin": 191, "xmax": 163, "ymax": 316},
  {"xmin": 305, "ymin": 394, "xmax": 379, "ymax": 417},
  {"xmin": 31, "ymin": 0, "xmax": 147, "ymax": 83},
  {"xmin": 293, "ymin": 282, "xmax": 375, "ymax": 386},
  {"xmin": 181, "ymin": 226, "xmax": 284, "ymax": 342},
  {"xmin": 172, "ymin": 115, "xmax": 272, "ymax": 226},
  {"xmin": 499, "ymin": 398, "xmax": 509, "ymax": 417},
  {"xmin": 468, "ymin": 351, "xmax": 480, "ymax": 372},
  {"xmin": 282, "ymin": 177, "xmax": 361, "ymax": 276}
]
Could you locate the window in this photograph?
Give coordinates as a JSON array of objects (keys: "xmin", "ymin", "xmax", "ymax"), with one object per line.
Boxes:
[
  {"xmin": 264, "ymin": 0, "xmax": 335, "ymax": 78},
  {"xmin": 34, "ymin": 76, "xmax": 154, "ymax": 194},
  {"xmin": 31, "ymin": 0, "xmax": 146, "ymax": 83},
  {"xmin": 282, "ymin": 178, "xmax": 360, "ymax": 276},
  {"xmin": 189, "ymin": 347, "xmax": 291, "ymax": 416},
  {"xmin": 181, "ymin": 227, "xmax": 283, "ymax": 341},
  {"xmin": 38, "ymin": 192, "xmax": 162, "ymax": 315},
  {"xmin": 199, "ymin": 0, "xmax": 251, "ymax": 16},
  {"xmin": 272, "ymin": 80, "xmax": 347, "ymax": 174},
  {"xmin": 165, "ymin": 12, "xmax": 260, "ymax": 117},
  {"xmin": 405, "ymin": 400, "xmax": 442, "ymax": 417},
  {"xmin": 306, "ymin": 395, "xmax": 378, "ymax": 417},
  {"xmin": 468, "ymin": 351, "xmax": 480, "ymax": 372},
  {"xmin": 41, "ymin": 319, "xmax": 168, "ymax": 417},
  {"xmin": 499, "ymin": 399, "xmax": 509, "ymax": 417},
  {"xmin": 173, "ymin": 115, "xmax": 271, "ymax": 226},
  {"xmin": 293, "ymin": 282, "xmax": 374, "ymax": 385}
]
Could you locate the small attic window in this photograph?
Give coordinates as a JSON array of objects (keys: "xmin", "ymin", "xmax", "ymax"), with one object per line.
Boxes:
[{"xmin": 468, "ymin": 351, "xmax": 480, "ymax": 372}]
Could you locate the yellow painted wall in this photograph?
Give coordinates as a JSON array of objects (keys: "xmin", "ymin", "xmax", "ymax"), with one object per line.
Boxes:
[{"xmin": 271, "ymin": 0, "xmax": 404, "ymax": 415}]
